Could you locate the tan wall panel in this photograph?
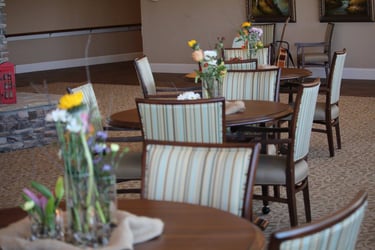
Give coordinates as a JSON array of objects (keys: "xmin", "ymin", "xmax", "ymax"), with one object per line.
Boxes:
[{"xmin": 5, "ymin": 0, "xmax": 140, "ymax": 34}]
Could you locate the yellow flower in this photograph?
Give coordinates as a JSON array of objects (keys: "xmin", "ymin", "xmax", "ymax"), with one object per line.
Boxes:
[
  {"xmin": 241, "ymin": 21, "xmax": 251, "ymax": 29},
  {"xmin": 256, "ymin": 41, "xmax": 264, "ymax": 48},
  {"xmin": 188, "ymin": 39, "xmax": 197, "ymax": 48},
  {"xmin": 58, "ymin": 91, "xmax": 84, "ymax": 110},
  {"xmin": 188, "ymin": 39, "xmax": 200, "ymax": 50}
]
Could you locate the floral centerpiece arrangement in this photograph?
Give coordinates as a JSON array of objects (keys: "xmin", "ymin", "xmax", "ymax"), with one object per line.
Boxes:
[
  {"xmin": 45, "ymin": 91, "xmax": 127, "ymax": 247},
  {"xmin": 21, "ymin": 177, "xmax": 64, "ymax": 240},
  {"xmin": 236, "ymin": 21, "xmax": 264, "ymax": 57},
  {"xmin": 188, "ymin": 37, "xmax": 227, "ymax": 98}
]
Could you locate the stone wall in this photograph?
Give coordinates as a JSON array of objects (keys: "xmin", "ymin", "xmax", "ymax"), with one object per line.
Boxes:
[{"xmin": 0, "ymin": 92, "xmax": 60, "ymax": 152}]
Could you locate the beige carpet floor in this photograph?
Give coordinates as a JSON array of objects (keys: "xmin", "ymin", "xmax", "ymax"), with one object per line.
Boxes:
[{"xmin": 1, "ymin": 82, "xmax": 374, "ymax": 249}]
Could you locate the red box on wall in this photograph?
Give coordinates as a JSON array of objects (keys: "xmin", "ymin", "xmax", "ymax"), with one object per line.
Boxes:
[{"xmin": 0, "ymin": 62, "xmax": 16, "ymax": 104}]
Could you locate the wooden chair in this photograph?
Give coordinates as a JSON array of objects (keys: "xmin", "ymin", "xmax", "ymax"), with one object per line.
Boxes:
[
  {"xmin": 67, "ymin": 83, "xmax": 142, "ymax": 194},
  {"xmin": 222, "ymin": 47, "xmax": 252, "ymax": 60},
  {"xmin": 222, "ymin": 68, "xmax": 281, "ymax": 145},
  {"xmin": 223, "ymin": 68, "xmax": 281, "ymax": 102},
  {"xmin": 136, "ymin": 97, "xmax": 226, "ymax": 143},
  {"xmin": 252, "ymin": 23, "xmax": 276, "ymax": 47},
  {"xmin": 268, "ymin": 190, "xmax": 368, "ymax": 250},
  {"xmin": 253, "ymin": 79, "xmax": 321, "ymax": 227},
  {"xmin": 295, "ymin": 23, "xmax": 335, "ymax": 79},
  {"xmin": 254, "ymin": 45, "xmax": 272, "ymax": 65},
  {"xmin": 141, "ymin": 141, "xmax": 261, "ymax": 222},
  {"xmin": 134, "ymin": 55, "xmax": 200, "ymax": 98},
  {"xmin": 313, "ymin": 49, "xmax": 347, "ymax": 157},
  {"xmin": 227, "ymin": 45, "xmax": 271, "ymax": 66}
]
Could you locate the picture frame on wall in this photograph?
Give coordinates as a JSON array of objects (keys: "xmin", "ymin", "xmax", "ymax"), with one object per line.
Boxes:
[
  {"xmin": 247, "ymin": 0, "xmax": 296, "ymax": 23},
  {"xmin": 320, "ymin": 0, "xmax": 374, "ymax": 22}
]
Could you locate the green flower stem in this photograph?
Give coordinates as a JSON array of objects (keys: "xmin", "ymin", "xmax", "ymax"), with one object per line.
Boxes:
[{"xmin": 80, "ymin": 132, "xmax": 106, "ymax": 226}]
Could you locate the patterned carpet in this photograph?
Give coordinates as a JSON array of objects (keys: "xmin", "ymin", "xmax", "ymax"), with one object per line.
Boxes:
[{"xmin": 0, "ymin": 83, "xmax": 374, "ymax": 249}]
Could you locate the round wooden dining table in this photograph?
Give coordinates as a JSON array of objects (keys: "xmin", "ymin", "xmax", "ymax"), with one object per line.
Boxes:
[
  {"xmin": 109, "ymin": 100, "xmax": 293, "ymax": 130},
  {"xmin": 280, "ymin": 67, "xmax": 312, "ymax": 81},
  {"xmin": 185, "ymin": 67, "xmax": 312, "ymax": 82},
  {"xmin": 0, "ymin": 199, "xmax": 266, "ymax": 250}
]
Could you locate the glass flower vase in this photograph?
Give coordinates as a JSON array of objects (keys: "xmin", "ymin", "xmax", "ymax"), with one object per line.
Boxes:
[
  {"xmin": 64, "ymin": 170, "xmax": 114, "ymax": 247},
  {"xmin": 202, "ymin": 77, "xmax": 223, "ymax": 98},
  {"xmin": 29, "ymin": 208, "xmax": 64, "ymax": 241}
]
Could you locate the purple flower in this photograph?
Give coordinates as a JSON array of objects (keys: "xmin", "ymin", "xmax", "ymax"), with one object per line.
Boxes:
[
  {"xmin": 96, "ymin": 131, "xmax": 108, "ymax": 141},
  {"xmin": 23, "ymin": 188, "xmax": 41, "ymax": 207},
  {"xmin": 93, "ymin": 143, "xmax": 107, "ymax": 154},
  {"xmin": 102, "ymin": 164, "xmax": 112, "ymax": 172},
  {"xmin": 39, "ymin": 196, "xmax": 48, "ymax": 212}
]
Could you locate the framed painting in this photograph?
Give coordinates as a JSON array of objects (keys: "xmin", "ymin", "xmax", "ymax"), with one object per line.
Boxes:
[
  {"xmin": 247, "ymin": 0, "xmax": 296, "ymax": 23},
  {"xmin": 320, "ymin": 0, "xmax": 374, "ymax": 22}
]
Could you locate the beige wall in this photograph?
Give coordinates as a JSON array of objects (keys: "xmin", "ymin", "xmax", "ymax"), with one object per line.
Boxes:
[
  {"xmin": 141, "ymin": 0, "xmax": 375, "ymax": 79},
  {"xmin": 5, "ymin": 0, "xmax": 142, "ymax": 72}
]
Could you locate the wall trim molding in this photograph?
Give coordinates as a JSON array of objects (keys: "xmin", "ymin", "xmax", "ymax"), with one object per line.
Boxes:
[
  {"xmin": 15, "ymin": 58, "xmax": 375, "ymax": 81},
  {"xmin": 15, "ymin": 52, "xmax": 143, "ymax": 74}
]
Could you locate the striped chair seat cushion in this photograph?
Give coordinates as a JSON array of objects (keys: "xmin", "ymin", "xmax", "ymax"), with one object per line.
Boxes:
[{"xmin": 143, "ymin": 144, "xmax": 253, "ymax": 216}]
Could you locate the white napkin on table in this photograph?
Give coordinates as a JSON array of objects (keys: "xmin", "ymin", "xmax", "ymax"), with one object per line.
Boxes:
[
  {"xmin": 225, "ymin": 100, "xmax": 245, "ymax": 115},
  {"xmin": 0, "ymin": 211, "xmax": 164, "ymax": 250}
]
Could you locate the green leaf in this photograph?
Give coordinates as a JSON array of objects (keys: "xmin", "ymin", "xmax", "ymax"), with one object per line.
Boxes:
[
  {"xmin": 31, "ymin": 181, "xmax": 53, "ymax": 199},
  {"xmin": 44, "ymin": 197, "xmax": 56, "ymax": 228},
  {"xmin": 55, "ymin": 176, "xmax": 64, "ymax": 202}
]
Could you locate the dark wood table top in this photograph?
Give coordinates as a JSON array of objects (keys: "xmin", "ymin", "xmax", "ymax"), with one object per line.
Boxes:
[
  {"xmin": 109, "ymin": 100, "xmax": 293, "ymax": 129},
  {"xmin": 0, "ymin": 199, "xmax": 265, "ymax": 250},
  {"xmin": 280, "ymin": 68, "xmax": 312, "ymax": 81},
  {"xmin": 185, "ymin": 68, "xmax": 312, "ymax": 81}
]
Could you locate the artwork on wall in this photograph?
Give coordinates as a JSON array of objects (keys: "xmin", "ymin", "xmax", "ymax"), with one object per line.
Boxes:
[
  {"xmin": 247, "ymin": 0, "xmax": 296, "ymax": 23},
  {"xmin": 320, "ymin": 0, "xmax": 374, "ymax": 22}
]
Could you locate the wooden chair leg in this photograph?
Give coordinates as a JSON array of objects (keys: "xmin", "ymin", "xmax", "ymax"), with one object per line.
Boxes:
[
  {"xmin": 335, "ymin": 119, "xmax": 342, "ymax": 149},
  {"xmin": 287, "ymin": 188, "xmax": 298, "ymax": 227},
  {"xmin": 326, "ymin": 122, "xmax": 335, "ymax": 157},
  {"xmin": 261, "ymin": 185, "xmax": 270, "ymax": 214},
  {"xmin": 303, "ymin": 183, "xmax": 312, "ymax": 222}
]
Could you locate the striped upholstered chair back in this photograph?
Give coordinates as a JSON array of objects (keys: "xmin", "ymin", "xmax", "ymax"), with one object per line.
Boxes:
[
  {"xmin": 68, "ymin": 83, "xmax": 102, "ymax": 132},
  {"xmin": 136, "ymin": 97, "xmax": 226, "ymax": 143},
  {"xmin": 227, "ymin": 44, "xmax": 271, "ymax": 66},
  {"xmin": 223, "ymin": 68, "xmax": 281, "ymax": 102},
  {"xmin": 254, "ymin": 45, "xmax": 272, "ymax": 65},
  {"xmin": 223, "ymin": 47, "xmax": 251, "ymax": 60},
  {"xmin": 268, "ymin": 190, "xmax": 368, "ymax": 250},
  {"xmin": 292, "ymin": 80, "xmax": 321, "ymax": 162},
  {"xmin": 134, "ymin": 55, "xmax": 157, "ymax": 98},
  {"xmin": 142, "ymin": 141, "xmax": 261, "ymax": 221},
  {"xmin": 252, "ymin": 23, "xmax": 275, "ymax": 47},
  {"xmin": 328, "ymin": 49, "xmax": 347, "ymax": 105}
]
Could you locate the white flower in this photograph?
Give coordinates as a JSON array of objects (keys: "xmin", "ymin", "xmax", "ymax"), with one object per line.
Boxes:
[
  {"xmin": 45, "ymin": 109, "xmax": 69, "ymax": 123},
  {"xmin": 66, "ymin": 117, "xmax": 83, "ymax": 133},
  {"xmin": 177, "ymin": 91, "xmax": 201, "ymax": 100},
  {"xmin": 204, "ymin": 50, "xmax": 218, "ymax": 66},
  {"xmin": 110, "ymin": 143, "xmax": 120, "ymax": 152}
]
